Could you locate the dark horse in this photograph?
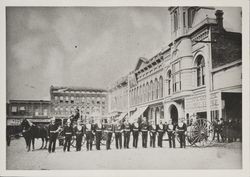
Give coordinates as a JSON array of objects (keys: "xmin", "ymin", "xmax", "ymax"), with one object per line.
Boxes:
[{"xmin": 20, "ymin": 119, "xmax": 48, "ymax": 151}]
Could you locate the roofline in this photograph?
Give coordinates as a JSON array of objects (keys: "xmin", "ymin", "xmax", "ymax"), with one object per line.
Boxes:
[
  {"xmin": 50, "ymin": 86, "xmax": 108, "ymax": 92},
  {"xmin": 9, "ymin": 99, "xmax": 51, "ymax": 103}
]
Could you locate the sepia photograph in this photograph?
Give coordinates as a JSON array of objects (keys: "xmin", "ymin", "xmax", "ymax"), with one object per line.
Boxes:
[{"xmin": 1, "ymin": 0, "xmax": 249, "ymax": 176}]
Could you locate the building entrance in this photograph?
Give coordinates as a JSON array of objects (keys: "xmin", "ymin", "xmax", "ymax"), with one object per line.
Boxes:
[{"xmin": 170, "ymin": 105, "xmax": 178, "ymax": 125}]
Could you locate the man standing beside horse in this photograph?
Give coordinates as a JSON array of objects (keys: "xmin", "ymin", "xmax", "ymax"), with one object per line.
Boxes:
[{"xmin": 48, "ymin": 117, "xmax": 60, "ymax": 153}]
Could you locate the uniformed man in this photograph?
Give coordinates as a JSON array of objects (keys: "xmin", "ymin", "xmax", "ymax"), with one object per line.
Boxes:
[
  {"xmin": 176, "ymin": 118, "xmax": 187, "ymax": 148},
  {"xmin": 149, "ymin": 121, "xmax": 157, "ymax": 148},
  {"xmin": 156, "ymin": 120, "xmax": 165, "ymax": 147},
  {"xmin": 74, "ymin": 119, "xmax": 84, "ymax": 151},
  {"xmin": 94, "ymin": 119, "xmax": 103, "ymax": 150},
  {"xmin": 140, "ymin": 118, "xmax": 149, "ymax": 148},
  {"xmin": 114, "ymin": 121, "xmax": 123, "ymax": 149},
  {"xmin": 228, "ymin": 118, "xmax": 234, "ymax": 143},
  {"xmin": 62, "ymin": 119, "xmax": 74, "ymax": 152},
  {"xmin": 85, "ymin": 120, "xmax": 94, "ymax": 151},
  {"xmin": 212, "ymin": 118, "xmax": 220, "ymax": 142},
  {"xmin": 48, "ymin": 117, "xmax": 60, "ymax": 153},
  {"xmin": 132, "ymin": 121, "xmax": 140, "ymax": 148},
  {"xmin": 166, "ymin": 119, "xmax": 176, "ymax": 148},
  {"xmin": 105, "ymin": 119, "xmax": 113, "ymax": 150},
  {"xmin": 218, "ymin": 118, "xmax": 225, "ymax": 142},
  {"xmin": 123, "ymin": 119, "xmax": 131, "ymax": 149}
]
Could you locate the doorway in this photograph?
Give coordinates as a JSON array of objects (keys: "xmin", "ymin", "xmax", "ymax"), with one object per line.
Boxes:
[{"xmin": 170, "ymin": 105, "xmax": 178, "ymax": 125}]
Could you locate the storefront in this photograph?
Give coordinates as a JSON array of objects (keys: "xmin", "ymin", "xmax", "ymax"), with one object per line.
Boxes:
[{"xmin": 184, "ymin": 91, "xmax": 222, "ymax": 123}]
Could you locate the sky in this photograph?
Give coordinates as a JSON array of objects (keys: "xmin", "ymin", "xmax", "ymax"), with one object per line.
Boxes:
[{"xmin": 6, "ymin": 7, "xmax": 241, "ymax": 101}]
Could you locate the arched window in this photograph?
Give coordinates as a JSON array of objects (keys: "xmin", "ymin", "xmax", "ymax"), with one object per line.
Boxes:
[
  {"xmin": 155, "ymin": 78, "xmax": 159, "ymax": 99},
  {"xmin": 146, "ymin": 82, "xmax": 149, "ymax": 102},
  {"xmin": 142, "ymin": 84, "xmax": 145, "ymax": 103},
  {"xmin": 149, "ymin": 81, "xmax": 153, "ymax": 101},
  {"xmin": 139, "ymin": 86, "xmax": 143, "ymax": 103},
  {"xmin": 196, "ymin": 55, "xmax": 205, "ymax": 87},
  {"xmin": 159, "ymin": 76, "xmax": 163, "ymax": 98},
  {"xmin": 167, "ymin": 70, "xmax": 172, "ymax": 95}
]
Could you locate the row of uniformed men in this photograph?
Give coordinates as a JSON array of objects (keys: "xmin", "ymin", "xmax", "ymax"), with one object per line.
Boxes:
[{"xmin": 47, "ymin": 117, "xmax": 187, "ymax": 153}]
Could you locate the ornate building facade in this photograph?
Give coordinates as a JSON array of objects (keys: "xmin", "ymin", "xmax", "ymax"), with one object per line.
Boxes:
[
  {"xmin": 127, "ymin": 7, "xmax": 241, "ymax": 124},
  {"xmin": 108, "ymin": 75, "xmax": 129, "ymax": 121}
]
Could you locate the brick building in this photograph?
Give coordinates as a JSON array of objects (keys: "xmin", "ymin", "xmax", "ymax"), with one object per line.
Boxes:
[
  {"xmin": 126, "ymin": 7, "xmax": 242, "ymax": 124},
  {"xmin": 50, "ymin": 86, "xmax": 108, "ymax": 123}
]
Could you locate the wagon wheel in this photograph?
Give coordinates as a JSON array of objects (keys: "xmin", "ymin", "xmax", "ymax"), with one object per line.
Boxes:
[{"xmin": 187, "ymin": 118, "xmax": 214, "ymax": 147}]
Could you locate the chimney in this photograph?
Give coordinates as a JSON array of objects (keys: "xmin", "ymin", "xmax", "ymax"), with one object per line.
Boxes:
[{"xmin": 215, "ymin": 10, "xmax": 224, "ymax": 32}]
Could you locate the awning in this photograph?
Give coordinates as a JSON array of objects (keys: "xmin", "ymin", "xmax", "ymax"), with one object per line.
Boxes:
[
  {"xmin": 115, "ymin": 112, "xmax": 127, "ymax": 123},
  {"xmin": 129, "ymin": 106, "xmax": 148, "ymax": 123}
]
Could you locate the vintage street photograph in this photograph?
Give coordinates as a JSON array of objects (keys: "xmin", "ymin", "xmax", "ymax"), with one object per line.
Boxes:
[{"xmin": 4, "ymin": 4, "xmax": 246, "ymax": 172}]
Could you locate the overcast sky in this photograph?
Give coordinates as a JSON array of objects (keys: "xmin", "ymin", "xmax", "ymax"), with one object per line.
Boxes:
[{"xmin": 6, "ymin": 7, "xmax": 241, "ymax": 101}]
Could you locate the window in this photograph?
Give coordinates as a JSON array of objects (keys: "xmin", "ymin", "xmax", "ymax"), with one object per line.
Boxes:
[
  {"xmin": 150, "ymin": 81, "xmax": 154, "ymax": 101},
  {"xmin": 60, "ymin": 96, "xmax": 63, "ymax": 103},
  {"xmin": 159, "ymin": 76, "xmax": 163, "ymax": 98},
  {"xmin": 173, "ymin": 73, "xmax": 181, "ymax": 92},
  {"xmin": 172, "ymin": 62, "xmax": 181, "ymax": 93},
  {"xmin": 65, "ymin": 96, "xmax": 69, "ymax": 103},
  {"xmin": 188, "ymin": 7, "xmax": 196, "ymax": 28},
  {"xmin": 11, "ymin": 106, "xmax": 17, "ymax": 112},
  {"xmin": 43, "ymin": 109, "xmax": 48, "ymax": 116},
  {"xmin": 71, "ymin": 96, "xmax": 74, "ymax": 104},
  {"xmin": 35, "ymin": 109, "xmax": 39, "ymax": 116},
  {"xmin": 167, "ymin": 71, "xmax": 172, "ymax": 95},
  {"xmin": 19, "ymin": 106, "xmax": 25, "ymax": 111},
  {"xmin": 183, "ymin": 12, "xmax": 186, "ymax": 27},
  {"xmin": 174, "ymin": 10, "xmax": 178, "ymax": 31},
  {"xmin": 155, "ymin": 79, "xmax": 158, "ymax": 100},
  {"xmin": 196, "ymin": 55, "xmax": 205, "ymax": 87}
]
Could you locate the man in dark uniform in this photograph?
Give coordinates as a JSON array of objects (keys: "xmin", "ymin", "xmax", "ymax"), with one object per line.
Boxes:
[
  {"xmin": 140, "ymin": 118, "xmax": 148, "ymax": 148},
  {"xmin": 48, "ymin": 117, "xmax": 60, "ymax": 153},
  {"xmin": 212, "ymin": 117, "xmax": 220, "ymax": 142},
  {"xmin": 6, "ymin": 126, "xmax": 11, "ymax": 146},
  {"xmin": 62, "ymin": 119, "xmax": 74, "ymax": 152},
  {"xmin": 105, "ymin": 119, "xmax": 113, "ymax": 150},
  {"xmin": 132, "ymin": 121, "xmax": 140, "ymax": 148},
  {"xmin": 94, "ymin": 119, "xmax": 103, "ymax": 150},
  {"xmin": 156, "ymin": 120, "xmax": 165, "ymax": 147},
  {"xmin": 114, "ymin": 121, "xmax": 123, "ymax": 149},
  {"xmin": 149, "ymin": 121, "xmax": 157, "ymax": 148},
  {"xmin": 176, "ymin": 118, "xmax": 187, "ymax": 148},
  {"xmin": 123, "ymin": 119, "xmax": 131, "ymax": 149},
  {"xmin": 218, "ymin": 118, "xmax": 225, "ymax": 142},
  {"xmin": 74, "ymin": 119, "xmax": 84, "ymax": 151},
  {"xmin": 165, "ymin": 119, "xmax": 176, "ymax": 148},
  {"xmin": 85, "ymin": 120, "xmax": 94, "ymax": 151},
  {"xmin": 227, "ymin": 118, "xmax": 234, "ymax": 143}
]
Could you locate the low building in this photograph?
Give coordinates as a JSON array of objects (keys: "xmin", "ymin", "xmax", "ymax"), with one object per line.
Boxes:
[
  {"xmin": 50, "ymin": 86, "xmax": 108, "ymax": 123},
  {"xmin": 7, "ymin": 100, "xmax": 51, "ymax": 134}
]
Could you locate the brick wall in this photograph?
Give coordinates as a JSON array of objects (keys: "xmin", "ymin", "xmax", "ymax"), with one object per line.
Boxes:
[{"xmin": 211, "ymin": 27, "xmax": 242, "ymax": 69}]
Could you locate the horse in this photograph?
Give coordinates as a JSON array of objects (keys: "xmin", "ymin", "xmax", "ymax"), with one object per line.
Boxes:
[{"xmin": 20, "ymin": 119, "xmax": 48, "ymax": 151}]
